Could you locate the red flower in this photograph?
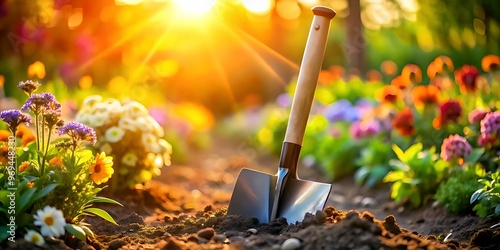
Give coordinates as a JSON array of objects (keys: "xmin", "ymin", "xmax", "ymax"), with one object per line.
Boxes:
[
  {"xmin": 392, "ymin": 108, "xmax": 415, "ymax": 136},
  {"xmin": 454, "ymin": 65, "xmax": 480, "ymax": 94},
  {"xmin": 376, "ymin": 85, "xmax": 402, "ymax": 104},
  {"xmin": 433, "ymin": 100, "xmax": 462, "ymax": 129},
  {"xmin": 411, "ymin": 85, "xmax": 440, "ymax": 109}
]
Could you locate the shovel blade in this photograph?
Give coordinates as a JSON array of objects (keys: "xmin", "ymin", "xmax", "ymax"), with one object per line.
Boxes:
[
  {"xmin": 277, "ymin": 178, "xmax": 332, "ymax": 224},
  {"xmin": 227, "ymin": 168, "xmax": 275, "ymax": 223}
]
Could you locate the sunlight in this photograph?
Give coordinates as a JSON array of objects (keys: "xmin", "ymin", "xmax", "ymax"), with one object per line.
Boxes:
[
  {"xmin": 242, "ymin": 0, "xmax": 274, "ymax": 15},
  {"xmin": 172, "ymin": 0, "xmax": 216, "ymax": 16},
  {"xmin": 115, "ymin": 0, "xmax": 143, "ymax": 6}
]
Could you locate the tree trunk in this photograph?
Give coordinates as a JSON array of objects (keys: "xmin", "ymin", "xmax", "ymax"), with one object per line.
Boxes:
[{"xmin": 344, "ymin": 0, "xmax": 366, "ymax": 74}]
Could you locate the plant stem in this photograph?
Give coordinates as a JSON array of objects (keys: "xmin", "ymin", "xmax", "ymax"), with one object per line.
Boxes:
[
  {"xmin": 35, "ymin": 113, "xmax": 42, "ymax": 171},
  {"xmin": 40, "ymin": 128, "xmax": 52, "ymax": 176}
]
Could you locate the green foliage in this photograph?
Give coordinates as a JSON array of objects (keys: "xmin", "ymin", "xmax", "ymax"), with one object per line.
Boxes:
[
  {"xmin": 354, "ymin": 139, "xmax": 395, "ymax": 187},
  {"xmin": 470, "ymin": 171, "xmax": 500, "ymax": 218},
  {"xmin": 383, "ymin": 143, "xmax": 448, "ymax": 207},
  {"xmin": 436, "ymin": 166, "xmax": 486, "ymax": 214}
]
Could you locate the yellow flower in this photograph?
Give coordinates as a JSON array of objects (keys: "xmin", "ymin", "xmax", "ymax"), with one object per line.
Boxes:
[
  {"xmin": 89, "ymin": 152, "xmax": 114, "ymax": 184},
  {"xmin": 27, "ymin": 61, "xmax": 46, "ymax": 79}
]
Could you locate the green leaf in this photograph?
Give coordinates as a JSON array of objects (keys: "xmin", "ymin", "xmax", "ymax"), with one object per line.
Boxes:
[
  {"xmin": 383, "ymin": 171, "xmax": 405, "ymax": 183},
  {"xmin": 392, "ymin": 144, "xmax": 406, "ymax": 162},
  {"xmin": 65, "ymin": 224, "xmax": 86, "ymax": 242},
  {"xmin": 90, "ymin": 197, "xmax": 123, "ymax": 206},
  {"xmin": 466, "ymin": 148, "xmax": 485, "ymax": 164},
  {"xmin": 83, "ymin": 208, "xmax": 118, "ymax": 225},
  {"xmin": 496, "ymin": 205, "xmax": 500, "ymax": 216},
  {"xmin": 409, "ymin": 193, "xmax": 422, "ymax": 207},
  {"xmin": 80, "ymin": 225, "xmax": 95, "ymax": 239},
  {"xmin": 470, "ymin": 189, "xmax": 483, "ymax": 203},
  {"xmin": 17, "ymin": 187, "xmax": 37, "ymax": 213},
  {"xmin": 31, "ymin": 183, "xmax": 58, "ymax": 201}
]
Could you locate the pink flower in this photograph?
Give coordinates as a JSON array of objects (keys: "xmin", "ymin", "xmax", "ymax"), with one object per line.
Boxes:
[
  {"xmin": 440, "ymin": 134, "xmax": 472, "ymax": 163},
  {"xmin": 478, "ymin": 111, "xmax": 500, "ymax": 147},
  {"xmin": 468, "ymin": 108, "xmax": 489, "ymax": 124},
  {"xmin": 349, "ymin": 120, "xmax": 381, "ymax": 139}
]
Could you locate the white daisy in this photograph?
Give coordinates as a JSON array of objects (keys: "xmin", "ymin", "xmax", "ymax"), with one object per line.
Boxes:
[
  {"xmin": 33, "ymin": 206, "xmax": 66, "ymax": 238},
  {"xmin": 82, "ymin": 95, "xmax": 102, "ymax": 108},
  {"xmin": 135, "ymin": 117, "xmax": 153, "ymax": 132},
  {"xmin": 146, "ymin": 116, "xmax": 164, "ymax": 137},
  {"xmin": 118, "ymin": 117, "xmax": 137, "ymax": 132},
  {"xmin": 24, "ymin": 230, "xmax": 45, "ymax": 246},
  {"xmin": 122, "ymin": 152, "xmax": 139, "ymax": 166},
  {"xmin": 123, "ymin": 101, "xmax": 149, "ymax": 118},
  {"xmin": 100, "ymin": 143, "xmax": 113, "ymax": 155},
  {"xmin": 105, "ymin": 126, "xmax": 125, "ymax": 143},
  {"xmin": 142, "ymin": 133, "xmax": 160, "ymax": 153},
  {"xmin": 88, "ymin": 112, "xmax": 109, "ymax": 127}
]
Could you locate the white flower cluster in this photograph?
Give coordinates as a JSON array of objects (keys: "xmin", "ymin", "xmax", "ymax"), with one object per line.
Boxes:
[
  {"xmin": 75, "ymin": 96, "xmax": 172, "ymax": 186},
  {"xmin": 25, "ymin": 206, "xmax": 66, "ymax": 246}
]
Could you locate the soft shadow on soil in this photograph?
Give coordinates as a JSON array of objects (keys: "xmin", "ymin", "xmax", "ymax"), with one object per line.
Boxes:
[{"xmin": 4, "ymin": 136, "xmax": 500, "ymax": 249}]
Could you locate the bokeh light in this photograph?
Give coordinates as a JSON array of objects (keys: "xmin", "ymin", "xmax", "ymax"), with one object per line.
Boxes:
[{"xmin": 242, "ymin": 0, "xmax": 274, "ymax": 15}]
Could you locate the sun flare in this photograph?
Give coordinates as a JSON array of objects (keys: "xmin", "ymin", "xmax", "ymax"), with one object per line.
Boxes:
[{"xmin": 172, "ymin": 0, "xmax": 216, "ymax": 16}]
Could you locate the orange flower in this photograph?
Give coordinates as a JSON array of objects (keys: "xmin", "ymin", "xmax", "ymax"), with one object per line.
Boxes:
[
  {"xmin": 89, "ymin": 152, "xmax": 114, "ymax": 184},
  {"xmin": 0, "ymin": 145, "xmax": 9, "ymax": 165},
  {"xmin": 329, "ymin": 65, "xmax": 345, "ymax": 81},
  {"xmin": 318, "ymin": 70, "xmax": 334, "ymax": 85},
  {"xmin": 49, "ymin": 157, "xmax": 63, "ymax": 167},
  {"xmin": 427, "ymin": 61, "xmax": 438, "ymax": 79},
  {"xmin": 376, "ymin": 85, "xmax": 403, "ymax": 104},
  {"xmin": 433, "ymin": 100, "xmax": 462, "ymax": 129},
  {"xmin": 481, "ymin": 54, "xmax": 500, "ymax": 72},
  {"xmin": 27, "ymin": 61, "xmax": 46, "ymax": 79},
  {"xmin": 433, "ymin": 56, "xmax": 454, "ymax": 75},
  {"xmin": 392, "ymin": 108, "xmax": 415, "ymax": 136},
  {"xmin": 401, "ymin": 64, "xmax": 422, "ymax": 85},
  {"xmin": 28, "ymin": 182, "xmax": 35, "ymax": 188},
  {"xmin": 19, "ymin": 161, "xmax": 30, "ymax": 173},
  {"xmin": 0, "ymin": 130, "xmax": 11, "ymax": 142},
  {"xmin": 21, "ymin": 134, "xmax": 36, "ymax": 147},
  {"xmin": 390, "ymin": 75, "xmax": 410, "ymax": 90},
  {"xmin": 454, "ymin": 65, "xmax": 480, "ymax": 94},
  {"xmin": 381, "ymin": 60, "xmax": 398, "ymax": 76},
  {"xmin": 411, "ymin": 85, "xmax": 440, "ymax": 109},
  {"xmin": 366, "ymin": 70, "xmax": 382, "ymax": 83}
]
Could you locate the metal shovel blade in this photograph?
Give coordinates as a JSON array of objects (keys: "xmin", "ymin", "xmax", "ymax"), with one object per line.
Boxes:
[
  {"xmin": 226, "ymin": 168, "xmax": 276, "ymax": 223},
  {"xmin": 277, "ymin": 178, "xmax": 332, "ymax": 224}
]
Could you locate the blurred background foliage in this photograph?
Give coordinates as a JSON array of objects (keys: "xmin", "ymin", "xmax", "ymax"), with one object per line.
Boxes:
[{"xmin": 0, "ymin": 0, "xmax": 499, "ymax": 115}]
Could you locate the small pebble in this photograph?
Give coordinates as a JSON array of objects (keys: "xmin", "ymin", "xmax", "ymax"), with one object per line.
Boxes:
[
  {"xmin": 212, "ymin": 234, "xmax": 228, "ymax": 243},
  {"xmin": 247, "ymin": 228, "xmax": 258, "ymax": 234},
  {"xmin": 197, "ymin": 228, "xmax": 215, "ymax": 240},
  {"xmin": 281, "ymin": 238, "xmax": 301, "ymax": 250}
]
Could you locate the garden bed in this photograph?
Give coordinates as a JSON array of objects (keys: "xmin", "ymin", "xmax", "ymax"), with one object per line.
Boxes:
[{"xmin": 4, "ymin": 137, "xmax": 498, "ymax": 250}]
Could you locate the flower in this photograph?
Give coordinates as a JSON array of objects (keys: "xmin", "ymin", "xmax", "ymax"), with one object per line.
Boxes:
[
  {"xmin": 433, "ymin": 56, "xmax": 454, "ymax": 75},
  {"xmin": 323, "ymin": 99, "xmax": 359, "ymax": 123},
  {"xmin": 89, "ymin": 152, "xmax": 114, "ymax": 184},
  {"xmin": 58, "ymin": 121, "xmax": 97, "ymax": 145},
  {"xmin": 433, "ymin": 100, "xmax": 462, "ymax": 129},
  {"xmin": 478, "ymin": 111, "xmax": 500, "ymax": 147},
  {"xmin": 411, "ymin": 85, "xmax": 440, "ymax": 110},
  {"xmin": 19, "ymin": 161, "xmax": 30, "ymax": 172},
  {"xmin": 43, "ymin": 109, "xmax": 64, "ymax": 130},
  {"xmin": 0, "ymin": 109, "xmax": 32, "ymax": 131},
  {"xmin": 349, "ymin": 120, "xmax": 381, "ymax": 139},
  {"xmin": 0, "ymin": 130, "xmax": 10, "ymax": 142},
  {"xmin": 82, "ymin": 95, "xmax": 103, "ymax": 108},
  {"xmin": 122, "ymin": 152, "xmax": 138, "ymax": 166},
  {"xmin": 390, "ymin": 76, "xmax": 410, "ymax": 90},
  {"xmin": 468, "ymin": 108, "xmax": 489, "ymax": 124},
  {"xmin": 440, "ymin": 134, "xmax": 472, "ymax": 163},
  {"xmin": 49, "ymin": 157, "xmax": 63, "ymax": 167},
  {"xmin": 105, "ymin": 126, "xmax": 125, "ymax": 143},
  {"xmin": 33, "ymin": 206, "xmax": 66, "ymax": 238},
  {"xmin": 481, "ymin": 54, "xmax": 500, "ymax": 72},
  {"xmin": 392, "ymin": 108, "xmax": 415, "ymax": 136},
  {"xmin": 21, "ymin": 92, "xmax": 60, "ymax": 115},
  {"xmin": 24, "ymin": 230, "xmax": 45, "ymax": 246},
  {"xmin": 454, "ymin": 65, "xmax": 480, "ymax": 94},
  {"xmin": 27, "ymin": 61, "xmax": 46, "ymax": 79},
  {"xmin": 118, "ymin": 117, "xmax": 137, "ymax": 132},
  {"xmin": 276, "ymin": 93, "xmax": 291, "ymax": 108},
  {"xmin": 100, "ymin": 143, "xmax": 113, "ymax": 155},
  {"xmin": 376, "ymin": 85, "xmax": 403, "ymax": 105},
  {"xmin": 401, "ymin": 64, "xmax": 422, "ymax": 84},
  {"xmin": 17, "ymin": 80, "xmax": 41, "ymax": 96},
  {"xmin": 381, "ymin": 60, "xmax": 398, "ymax": 76}
]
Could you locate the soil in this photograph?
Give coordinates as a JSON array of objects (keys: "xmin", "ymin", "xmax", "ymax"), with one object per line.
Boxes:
[{"xmin": 4, "ymin": 136, "xmax": 500, "ymax": 250}]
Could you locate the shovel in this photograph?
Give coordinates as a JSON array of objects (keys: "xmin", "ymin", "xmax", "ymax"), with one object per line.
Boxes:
[{"xmin": 227, "ymin": 6, "xmax": 336, "ymax": 224}]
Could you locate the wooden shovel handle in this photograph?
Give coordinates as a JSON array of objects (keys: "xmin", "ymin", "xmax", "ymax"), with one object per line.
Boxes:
[{"xmin": 284, "ymin": 7, "xmax": 336, "ymax": 145}]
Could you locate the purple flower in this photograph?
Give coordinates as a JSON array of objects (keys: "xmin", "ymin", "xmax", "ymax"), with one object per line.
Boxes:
[
  {"xmin": 17, "ymin": 80, "xmax": 41, "ymax": 96},
  {"xmin": 478, "ymin": 111, "xmax": 500, "ymax": 147},
  {"xmin": 468, "ymin": 108, "xmax": 489, "ymax": 124},
  {"xmin": 276, "ymin": 93, "xmax": 291, "ymax": 108},
  {"xmin": 440, "ymin": 134, "xmax": 472, "ymax": 163},
  {"xmin": 58, "ymin": 121, "xmax": 97, "ymax": 145},
  {"xmin": 349, "ymin": 119, "xmax": 381, "ymax": 139},
  {"xmin": 324, "ymin": 99, "xmax": 360, "ymax": 123},
  {"xmin": 21, "ymin": 92, "xmax": 60, "ymax": 114},
  {"xmin": 0, "ymin": 109, "xmax": 32, "ymax": 131}
]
